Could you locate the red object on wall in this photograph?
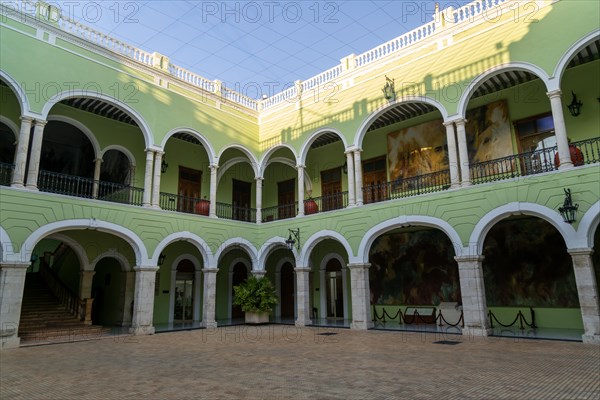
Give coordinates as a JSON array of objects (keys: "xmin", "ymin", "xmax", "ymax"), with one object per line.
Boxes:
[
  {"xmin": 304, "ymin": 199, "xmax": 318, "ymax": 215},
  {"xmin": 554, "ymin": 144, "xmax": 584, "ymax": 168},
  {"xmin": 195, "ymin": 199, "xmax": 210, "ymax": 216}
]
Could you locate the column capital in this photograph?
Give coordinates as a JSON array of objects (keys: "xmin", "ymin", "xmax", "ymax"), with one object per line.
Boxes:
[
  {"xmin": 252, "ymin": 270, "xmax": 267, "ymax": 276},
  {"xmin": 153, "ymin": 150, "xmax": 165, "ymax": 157},
  {"xmin": 33, "ymin": 119, "xmax": 48, "ymax": 127},
  {"xmin": 201, "ymin": 268, "xmax": 219, "ymax": 274},
  {"xmin": 442, "ymin": 120, "xmax": 455, "ymax": 128},
  {"xmin": 347, "ymin": 262, "xmax": 371, "ymax": 270},
  {"xmin": 294, "ymin": 267, "xmax": 311, "ymax": 273},
  {"xmin": 568, "ymin": 248, "xmax": 594, "ymax": 257},
  {"xmin": 94, "ymin": 157, "xmax": 103, "ymax": 163},
  {"xmin": 296, "ymin": 164, "xmax": 305, "ymax": 169},
  {"xmin": 133, "ymin": 265, "xmax": 159, "ymax": 272},
  {"xmin": 546, "ymin": 89, "xmax": 562, "ymax": 98},
  {"xmin": 144, "ymin": 148, "xmax": 155, "ymax": 155},
  {"xmin": 454, "ymin": 255, "xmax": 484, "ymax": 263},
  {"xmin": 79, "ymin": 270, "xmax": 96, "ymax": 276},
  {"xmin": 353, "ymin": 148, "xmax": 363, "ymax": 154},
  {"xmin": 0, "ymin": 261, "xmax": 31, "ymax": 269},
  {"xmin": 255, "ymin": 176, "xmax": 264, "ymax": 181},
  {"xmin": 209, "ymin": 163, "xmax": 219, "ymax": 170},
  {"xmin": 19, "ymin": 115, "xmax": 34, "ymax": 123},
  {"xmin": 344, "ymin": 149, "xmax": 355, "ymax": 155}
]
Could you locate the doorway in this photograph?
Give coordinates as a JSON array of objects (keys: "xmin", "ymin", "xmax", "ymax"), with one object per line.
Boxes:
[
  {"xmin": 232, "ymin": 179, "xmax": 251, "ymax": 221},
  {"xmin": 173, "ymin": 260, "xmax": 195, "ymax": 322},
  {"xmin": 280, "ymin": 262, "xmax": 295, "ymax": 319},
  {"xmin": 321, "ymin": 167, "xmax": 342, "ymax": 211},
  {"xmin": 362, "ymin": 156, "xmax": 387, "ymax": 204},
  {"xmin": 178, "ymin": 167, "xmax": 202, "ymax": 213},
  {"xmin": 278, "ymin": 178, "xmax": 295, "ymax": 219},
  {"xmin": 231, "ymin": 262, "xmax": 248, "ymax": 319},
  {"xmin": 325, "ymin": 258, "xmax": 344, "ymax": 319}
]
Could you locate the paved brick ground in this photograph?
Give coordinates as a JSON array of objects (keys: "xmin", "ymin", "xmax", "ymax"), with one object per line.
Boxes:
[{"xmin": 1, "ymin": 326, "xmax": 599, "ymax": 400}]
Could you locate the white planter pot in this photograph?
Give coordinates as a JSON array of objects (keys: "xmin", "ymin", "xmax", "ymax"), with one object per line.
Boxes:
[{"xmin": 245, "ymin": 311, "xmax": 270, "ymax": 324}]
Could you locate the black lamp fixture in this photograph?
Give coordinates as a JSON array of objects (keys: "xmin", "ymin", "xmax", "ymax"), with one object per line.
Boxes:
[
  {"xmin": 285, "ymin": 228, "xmax": 300, "ymax": 250},
  {"xmin": 161, "ymin": 158, "xmax": 169, "ymax": 174},
  {"xmin": 30, "ymin": 254, "xmax": 38, "ymax": 263},
  {"xmin": 158, "ymin": 252, "xmax": 167, "ymax": 266},
  {"xmin": 558, "ymin": 188, "xmax": 578, "ymax": 224},
  {"xmin": 567, "ymin": 91, "xmax": 582, "ymax": 117},
  {"xmin": 342, "ymin": 161, "xmax": 348, "ymax": 174},
  {"xmin": 382, "ymin": 75, "xmax": 395, "ymax": 101}
]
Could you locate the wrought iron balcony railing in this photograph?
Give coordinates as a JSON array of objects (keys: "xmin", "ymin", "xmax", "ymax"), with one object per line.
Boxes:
[
  {"xmin": 159, "ymin": 192, "xmax": 210, "ymax": 215},
  {"xmin": 97, "ymin": 182, "xmax": 144, "ymax": 207},
  {"xmin": 362, "ymin": 169, "xmax": 451, "ymax": 204},
  {"xmin": 38, "ymin": 170, "xmax": 95, "ymax": 198},
  {"xmin": 216, "ymin": 202, "xmax": 256, "ymax": 223},
  {"xmin": 261, "ymin": 202, "xmax": 297, "ymax": 222}
]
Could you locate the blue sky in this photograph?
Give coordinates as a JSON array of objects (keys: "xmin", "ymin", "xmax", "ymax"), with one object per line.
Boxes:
[{"xmin": 52, "ymin": 1, "xmax": 472, "ymax": 98}]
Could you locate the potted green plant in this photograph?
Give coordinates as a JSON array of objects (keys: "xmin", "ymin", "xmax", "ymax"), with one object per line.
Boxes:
[{"xmin": 233, "ymin": 275, "xmax": 278, "ymax": 324}]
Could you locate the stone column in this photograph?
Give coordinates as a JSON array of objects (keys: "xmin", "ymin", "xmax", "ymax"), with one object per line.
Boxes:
[
  {"xmin": 78, "ymin": 270, "xmax": 96, "ymax": 299},
  {"xmin": 0, "ymin": 262, "xmax": 29, "ymax": 349},
  {"xmin": 168, "ymin": 269, "xmax": 177, "ymax": 323},
  {"xmin": 194, "ymin": 269, "xmax": 202, "ymax": 322},
  {"xmin": 568, "ymin": 249, "xmax": 600, "ymax": 343},
  {"xmin": 151, "ymin": 151, "xmax": 163, "ymax": 208},
  {"xmin": 142, "ymin": 150, "xmax": 154, "ymax": 207},
  {"xmin": 25, "ymin": 120, "xmax": 47, "ymax": 190},
  {"xmin": 345, "ymin": 150, "xmax": 356, "ymax": 207},
  {"xmin": 444, "ymin": 121, "xmax": 460, "ymax": 188},
  {"xmin": 454, "ymin": 119, "xmax": 471, "ymax": 186},
  {"xmin": 547, "ymin": 90, "xmax": 573, "ymax": 169},
  {"xmin": 348, "ymin": 263, "xmax": 373, "ymax": 330},
  {"xmin": 209, "ymin": 163, "xmax": 218, "ymax": 218},
  {"xmin": 455, "ymin": 255, "xmax": 491, "ymax": 336},
  {"xmin": 297, "ymin": 164, "xmax": 305, "ymax": 216},
  {"xmin": 122, "ymin": 271, "xmax": 135, "ymax": 327},
  {"xmin": 129, "ymin": 165, "xmax": 136, "ymax": 186},
  {"xmin": 295, "ymin": 267, "xmax": 311, "ymax": 326},
  {"xmin": 353, "ymin": 149, "xmax": 364, "ymax": 206},
  {"xmin": 202, "ymin": 268, "xmax": 218, "ymax": 328},
  {"xmin": 11, "ymin": 116, "xmax": 33, "ymax": 188},
  {"xmin": 255, "ymin": 177, "xmax": 263, "ymax": 223},
  {"xmin": 129, "ymin": 266, "xmax": 158, "ymax": 335},
  {"xmin": 91, "ymin": 158, "xmax": 103, "ymax": 199}
]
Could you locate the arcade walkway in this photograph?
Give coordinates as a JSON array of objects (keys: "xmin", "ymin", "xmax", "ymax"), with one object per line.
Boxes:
[{"xmin": 1, "ymin": 326, "xmax": 598, "ymax": 399}]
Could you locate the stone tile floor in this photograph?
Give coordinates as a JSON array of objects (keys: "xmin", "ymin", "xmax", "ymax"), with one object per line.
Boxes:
[{"xmin": 1, "ymin": 326, "xmax": 599, "ymax": 400}]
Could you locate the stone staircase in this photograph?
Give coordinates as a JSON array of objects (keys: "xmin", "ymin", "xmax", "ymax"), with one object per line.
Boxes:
[{"xmin": 19, "ymin": 273, "xmax": 113, "ymax": 345}]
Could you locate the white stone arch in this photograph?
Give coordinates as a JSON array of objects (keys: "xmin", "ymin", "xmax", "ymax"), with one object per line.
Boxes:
[
  {"xmin": 576, "ymin": 200, "xmax": 600, "ymax": 249},
  {"xmin": 227, "ymin": 256, "xmax": 252, "ymax": 319},
  {"xmin": 168, "ymin": 253, "xmax": 203, "ymax": 323},
  {"xmin": 101, "ymin": 145, "xmax": 137, "ymax": 167},
  {"xmin": 354, "ymin": 96, "xmax": 449, "ymax": 149},
  {"xmin": 468, "ymin": 202, "xmax": 578, "ymax": 255},
  {"xmin": 89, "ymin": 250, "xmax": 132, "ymax": 272},
  {"xmin": 161, "ymin": 127, "xmax": 217, "ymax": 164},
  {"xmin": 259, "ymin": 157, "xmax": 313, "ymax": 193},
  {"xmin": 0, "ymin": 70, "xmax": 31, "ymax": 116},
  {"xmin": 319, "ymin": 252, "xmax": 349, "ymax": 320},
  {"xmin": 356, "ymin": 216, "xmax": 464, "ymax": 264},
  {"xmin": 215, "ymin": 237, "xmax": 258, "ymax": 269},
  {"xmin": 217, "ymin": 156, "xmax": 256, "ymax": 185},
  {"xmin": 300, "ymin": 230, "xmax": 354, "ymax": 268},
  {"xmin": 151, "ymin": 232, "xmax": 214, "ymax": 268},
  {"xmin": 40, "ymin": 90, "xmax": 153, "ymax": 149},
  {"xmin": 0, "ymin": 116, "xmax": 19, "ymax": 141},
  {"xmin": 217, "ymin": 144, "xmax": 259, "ymax": 176},
  {"xmin": 552, "ymin": 30, "xmax": 600, "ymax": 86},
  {"xmin": 16, "ymin": 219, "xmax": 148, "ymax": 266},
  {"xmin": 456, "ymin": 62, "xmax": 551, "ymax": 118},
  {"xmin": 47, "ymin": 233, "xmax": 90, "ymax": 271},
  {"xmin": 299, "ymin": 128, "xmax": 348, "ymax": 165},
  {"xmin": 257, "ymin": 236, "xmax": 299, "ymax": 271},
  {"xmin": 47, "ymin": 115, "xmax": 101, "ymax": 158},
  {"xmin": 258, "ymin": 143, "xmax": 298, "ymax": 176},
  {"xmin": 0, "ymin": 225, "xmax": 15, "ymax": 262}
]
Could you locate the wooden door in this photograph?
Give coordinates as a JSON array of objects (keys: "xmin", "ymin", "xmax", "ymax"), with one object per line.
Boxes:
[
  {"xmin": 277, "ymin": 179, "xmax": 295, "ymax": 220},
  {"xmin": 280, "ymin": 262, "xmax": 295, "ymax": 319},
  {"xmin": 232, "ymin": 179, "xmax": 251, "ymax": 221},
  {"xmin": 362, "ymin": 156, "xmax": 387, "ymax": 204},
  {"xmin": 321, "ymin": 167, "xmax": 342, "ymax": 211},
  {"xmin": 178, "ymin": 167, "xmax": 202, "ymax": 213},
  {"xmin": 325, "ymin": 259, "xmax": 344, "ymax": 319}
]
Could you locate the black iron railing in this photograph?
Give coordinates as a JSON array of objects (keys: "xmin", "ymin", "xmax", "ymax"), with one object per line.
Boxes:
[
  {"xmin": 574, "ymin": 137, "xmax": 600, "ymax": 165},
  {"xmin": 306, "ymin": 191, "xmax": 348, "ymax": 213},
  {"xmin": 159, "ymin": 192, "xmax": 210, "ymax": 215},
  {"xmin": 261, "ymin": 202, "xmax": 297, "ymax": 222},
  {"xmin": 216, "ymin": 202, "xmax": 256, "ymax": 222},
  {"xmin": 38, "ymin": 170, "xmax": 95, "ymax": 198},
  {"xmin": 362, "ymin": 169, "xmax": 451, "ymax": 204},
  {"xmin": 470, "ymin": 146, "xmax": 557, "ymax": 184},
  {"xmin": 97, "ymin": 181, "xmax": 144, "ymax": 206},
  {"xmin": 0, "ymin": 162, "xmax": 14, "ymax": 186}
]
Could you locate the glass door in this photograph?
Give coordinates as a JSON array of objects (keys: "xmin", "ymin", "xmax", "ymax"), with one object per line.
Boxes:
[{"xmin": 174, "ymin": 277, "xmax": 194, "ymax": 321}]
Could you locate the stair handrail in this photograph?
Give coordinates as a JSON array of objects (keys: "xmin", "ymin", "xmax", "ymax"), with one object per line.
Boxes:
[{"xmin": 38, "ymin": 261, "xmax": 85, "ymax": 320}]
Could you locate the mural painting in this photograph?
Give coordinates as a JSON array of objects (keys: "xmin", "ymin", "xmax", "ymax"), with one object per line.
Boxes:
[
  {"xmin": 483, "ymin": 217, "xmax": 579, "ymax": 307},
  {"xmin": 368, "ymin": 229, "xmax": 460, "ymax": 306}
]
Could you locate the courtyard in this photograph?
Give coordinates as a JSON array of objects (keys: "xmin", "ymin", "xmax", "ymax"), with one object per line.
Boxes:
[{"xmin": 1, "ymin": 326, "xmax": 599, "ymax": 399}]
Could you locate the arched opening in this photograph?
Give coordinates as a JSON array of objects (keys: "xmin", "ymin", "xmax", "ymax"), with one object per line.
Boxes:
[
  {"xmin": 173, "ymin": 260, "xmax": 195, "ymax": 323},
  {"xmin": 261, "ymin": 146, "xmax": 298, "ymax": 222},
  {"xmin": 91, "ymin": 257, "xmax": 127, "ymax": 327},
  {"xmin": 262, "ymin": 245, "xmax": 296, "ymax": 322},
  {"xmin": 360, "ymin": 102, "xmax": 450, "ymax": 203},
  {"xmin": 483, "ymin": 216, "xmax": 582, "ymax": 340},
  {"xmin": 101, "ymin": 149, "xmax": 131, "ymax": 185},
  {"xmin": 0, "ymin": 121, "xmax": 17, "ymax": 185},
  {"xmin": 280, "ymin": 262, "xmax": 295, "ymax": 320},
  {"xmin": 325, "ymin": 258, "xmax": 343, "ymax": 319},
  {"xmin": 217, "ymin": 147, "xmax": 257, "ymax": 222},
  {"xmin": 368, "ymin": 227, "xmax": 461, "ymax": 332}
]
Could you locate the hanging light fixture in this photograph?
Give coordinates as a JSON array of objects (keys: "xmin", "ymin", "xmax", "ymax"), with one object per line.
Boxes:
[
  {"xmin": 382, "ymin": 75, "xmax": 395, "ymax": 101},
  {"xmin": 158, "ymin": 252, "xmax": 167, "ymax": 266},
  {"xmin": 558, "ymin": 188, "xmax": 578, "ymax": 223},
  {"xmin": 285, "ymin": 229, "xmax": 300, "ymax": 250},
  {"xmin": 567, "ymin": 91, "xmax": 582, "ymax": 117},
  {"xmin": 161, "ymin": 158, "xmax": 169, "ymax": 174},
  {"xmin": 342, "ymin": 161, "xmax": 348, "ymax": 174}
]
